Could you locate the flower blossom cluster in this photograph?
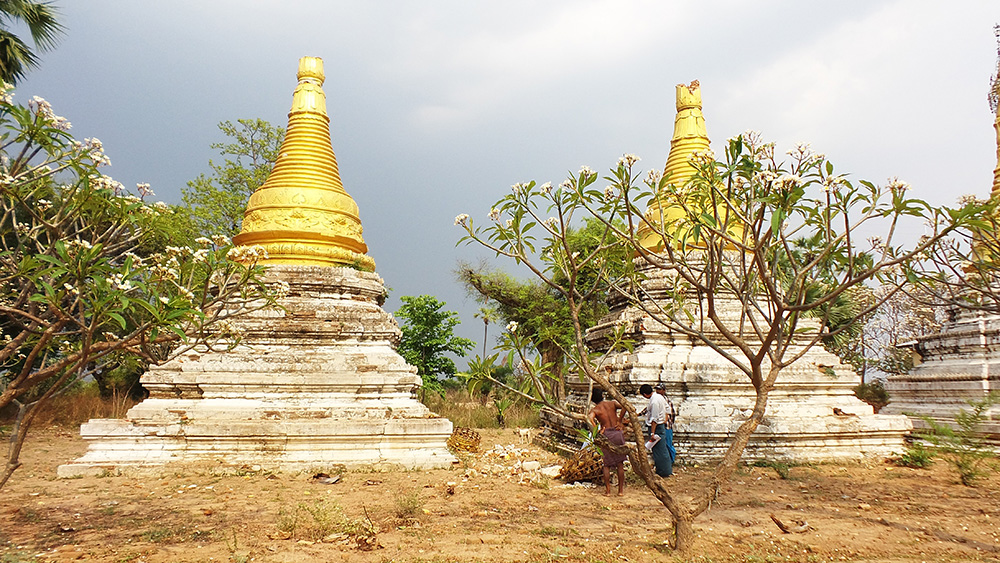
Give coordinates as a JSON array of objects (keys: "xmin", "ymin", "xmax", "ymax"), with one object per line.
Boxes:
[
  {"xmin": 192, "ymin": 248, "xmax": 210, "ymax": 263},
  {"xmin": 106, "ymin": 273, "xmax": 134, "ymax": 292},
  {"xmin": 151, "ymin": 263, "xmax": 178, "ymax": 281},
  {"xmin": 539, "ymin": 182, "xmax": 553, "ymax": 196},
  {"xmin": 124, "ymin": 251, "xmax": 144, "ymax": 267},
  {"xmin": 136, "ymin": 183, "xmax": 154, "ymax": 197},
  {"xmin": 578, "ymin": 165, "xmax": 595, "ymax": 178},
  {"xmin": 786, "ymin": 142, "xmax": 823, "ymax": 163},
  {"xmin": 226, "ymin": 244, "xmax": 268, "ymax": 263},
  {"xmin": 66, "ymin": 238, "xmax": 94, "ymax": 253},
  {"xmin": 74, "ymin": 138, "xmax": 110, "ymax": 167},
  {"xmin": 821, "ymin": 175, "xmax": 845, "ymax": 193},
  {"xmin": 272, "ymin": 280, "xmax": 291, "ymax": 299},
  {"xmin": 29, "ymin": 96, "xmax": 71, "ymax": 131},
  {"xmin": 618, "ymin": 154, "xmax": 640, "ymax": 167},
  {"xmin": 0, "ymin": 81, "xmax": 13, "ymax": 104},
  {"xmin": 957, "ymin": 194, "xmax": 988, "ymax": 206},
  {"xmin": 773, "ymin": 174, "xmax": 800, "ymax": 191},
  {"xmin": 689, "ymin": 150, "xmax": 715, "ymax": 166},
  {"xmin": 91, "ymin": 174, "xmax": 124, "ymax": 195},
  {"xmin": 506, "ymin": 321, "xmax": 518, "ymax": 333},
  {"xmin": 488, "ymin": 208, "xmax": 500, "ymax": 221},
  {"xmin": 454, "ymin": 213, "xmax": 469, "ymax": 226},
  {"xmin": 885, "ymin": 177, "xmax": 909, "ymax": 193}
]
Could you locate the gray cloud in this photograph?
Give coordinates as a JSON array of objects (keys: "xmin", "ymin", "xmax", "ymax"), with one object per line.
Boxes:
[{"xmin": 17, "ymin": 0, "xmax": 1000, "ymax": 359}]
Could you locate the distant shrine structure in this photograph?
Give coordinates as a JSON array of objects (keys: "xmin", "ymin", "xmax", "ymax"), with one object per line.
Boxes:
[
  {"xmin": 882, "ymin": 39, "xmax": 1000, "ymax": 441},
  {"xmin": 539, "ymin": 81, "xmax": 913, "ymax": 461},
  {"xmin": 59, "ymin": 57, "xmax": 455, "ymax": 476}
]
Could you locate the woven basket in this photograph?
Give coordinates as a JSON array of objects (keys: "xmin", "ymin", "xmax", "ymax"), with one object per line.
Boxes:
[
  {"xmin": 558, "ymin": 446, "xmax": 604, "ymax": 482},
  {"xmin": 447, "ymin": 427, "xmax": 481, "ymax": 453}
]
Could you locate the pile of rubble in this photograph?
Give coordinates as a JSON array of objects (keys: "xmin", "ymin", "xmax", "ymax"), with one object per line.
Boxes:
[{"xmin": 459, "ymin": 444, "xmax": 562, "ymax": 486}]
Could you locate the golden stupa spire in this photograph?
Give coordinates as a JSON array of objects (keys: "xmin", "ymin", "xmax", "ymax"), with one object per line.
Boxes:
[
  {"xmin": 233, "ymin": 56, "xmax": 375, "ymax": 270},
  {"xmin": 637, "ymin": 81, "xmax": 712, "ymax": 251}
]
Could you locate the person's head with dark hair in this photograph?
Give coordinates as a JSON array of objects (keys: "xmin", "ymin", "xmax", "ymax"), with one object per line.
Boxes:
[
  {"xmin": 639, "ymin": 383, "xmax": 653, "ymax": 397},
  {"xmin": 591, "ymin": 388, "xmax": 603, "ymax": 404}
]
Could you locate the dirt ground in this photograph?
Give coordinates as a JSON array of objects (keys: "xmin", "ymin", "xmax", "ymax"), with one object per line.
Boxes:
[{"xmin": 1, "ymin": 428, "xmax": 998, "ymax": 563}]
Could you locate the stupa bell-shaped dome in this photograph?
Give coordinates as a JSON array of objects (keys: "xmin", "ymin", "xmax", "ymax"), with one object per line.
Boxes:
[
  {"xmin": 233, "ymin": 56, "xmax": 376, "ymax": 270},
  {"xmin": 637, "ymin": 81, "xmax": 712, "ymax": 252}
]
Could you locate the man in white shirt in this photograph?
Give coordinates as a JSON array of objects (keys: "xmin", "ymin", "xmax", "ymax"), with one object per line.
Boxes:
[
  {"xmin": 654, "ymin": 382, "xmax": 677, "ymax": 466},
  {"xmin": 639, "ymin": 383, "xmax": 673, "ymax": 477}
]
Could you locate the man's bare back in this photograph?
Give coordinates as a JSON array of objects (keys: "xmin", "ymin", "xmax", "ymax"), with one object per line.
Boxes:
[
  {"xmin": 588, "ymin": 388, "xmax": 628, "ymax": 496},
  {"xmin": 589, "ymin": 399, "xmax": 623, "ymax": 432}
]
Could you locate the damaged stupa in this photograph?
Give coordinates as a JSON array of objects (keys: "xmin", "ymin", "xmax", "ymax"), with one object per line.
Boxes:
[
  {"xmin": 881, "ymin": 61, "xmax": 1000, "ymax": 442},
  {"xmin": 539, "ymin": 82, "xmax": 912, "ymax": 461},
  {"xmin": 59, "ymin": 57, "xmax": 455, "ymax": 477}
]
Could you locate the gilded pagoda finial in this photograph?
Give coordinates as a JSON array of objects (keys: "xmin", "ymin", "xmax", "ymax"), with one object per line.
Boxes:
[
  {"xmin": 637, "ymin": 81, "xmax": 712, "ymax": 251},
  {"xmin": 233, "ymin": 56, "xmax": 375, "ymax": 270},
  {"xmin": 663, "ymin": 80, "xmax": 711, "ymax": 193}
]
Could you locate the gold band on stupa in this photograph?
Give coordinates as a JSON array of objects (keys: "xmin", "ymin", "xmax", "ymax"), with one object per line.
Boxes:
[
  {"xmin": 233, "ymin": 56, "xmax": 375, "ymax": 270},
  {"xmin": 637, "ymin": 81, "xmax": 712, "ymax": 252}
]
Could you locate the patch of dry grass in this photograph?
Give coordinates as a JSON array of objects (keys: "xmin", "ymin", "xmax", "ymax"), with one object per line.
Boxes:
[
  {"xmin": 423, "ymin": 389, "xmax": 539, "ymax": 429},
  {"xmin": 1, "ymin": 383, "xmax": 135, "ymax": 428}
]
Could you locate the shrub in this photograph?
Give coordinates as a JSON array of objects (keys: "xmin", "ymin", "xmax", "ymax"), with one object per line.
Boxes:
[
  {"xmin": 893, "ymin": 442, "xmax": 934, "ymax": 468},
  {"xmin": 917, "ymin": 392, "xmax": 999, "ymax": 486},
  {"xmin": 854, "ymin": 380, "xmax": 890, "ymax": 413}
]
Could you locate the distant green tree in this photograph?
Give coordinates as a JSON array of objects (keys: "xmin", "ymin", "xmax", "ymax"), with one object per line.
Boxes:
[
  {"xmin": 0, "ymin": 0, "xmax": 62, "ymax": 84},
  {"xmin": 395, "ymin": 295, "xmax": 474, "ymax": 400},
  {"xmin": 182, "ymin": 118, "xmax": 284, "ymax": 237},
  {"xmin": 458, "ymin": 217, "xmax": 629, "ymax": 402},
  {"xmin": 473, "ymin": 304, "xmax": 497, "ymax": 358}
]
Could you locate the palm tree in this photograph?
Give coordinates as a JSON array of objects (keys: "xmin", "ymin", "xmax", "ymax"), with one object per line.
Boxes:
[
  {"xmin": 474, "ymin": 305, "xmax": 498, "ymax": 358},
  {"xmin": 0, "ymin": 0, "xmax": 63, "ymax": 84}
]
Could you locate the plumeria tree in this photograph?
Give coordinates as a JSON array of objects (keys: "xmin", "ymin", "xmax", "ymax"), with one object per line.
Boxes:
[
  {"xmin": 0, "ymin": 86, "xmax": 281, "ymax": 488},
  {"xmin": 456, "ymin": 133, "xmax": 986, "ymax": 551}
]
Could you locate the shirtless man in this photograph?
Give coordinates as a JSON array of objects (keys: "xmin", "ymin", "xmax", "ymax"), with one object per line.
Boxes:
[{"xmin": 588, "ymin": 388, "xmax": 627, "ymax": 496}]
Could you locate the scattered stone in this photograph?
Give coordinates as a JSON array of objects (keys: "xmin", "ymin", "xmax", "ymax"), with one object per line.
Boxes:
[{"xmin": 540, "ymin": 465, "xmax": 562, "ymax": 477}]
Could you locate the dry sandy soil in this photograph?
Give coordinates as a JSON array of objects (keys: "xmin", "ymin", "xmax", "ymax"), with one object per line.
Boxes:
[{"xmin": 1, "ymin": 427, "xmax": 999, "ymax": 563}]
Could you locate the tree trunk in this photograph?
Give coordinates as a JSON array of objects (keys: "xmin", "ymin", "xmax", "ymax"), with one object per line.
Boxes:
[
  {"xmin": 0, "ymin": 401, "xmax": 32, "ymax": 489},
  {"xmin": 538, "ymin": 343, "xmax": 564, "ymax": 403},
  {"xmin": 673, "ymin": 514, "xmax": 696, "ymax": 553}
]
